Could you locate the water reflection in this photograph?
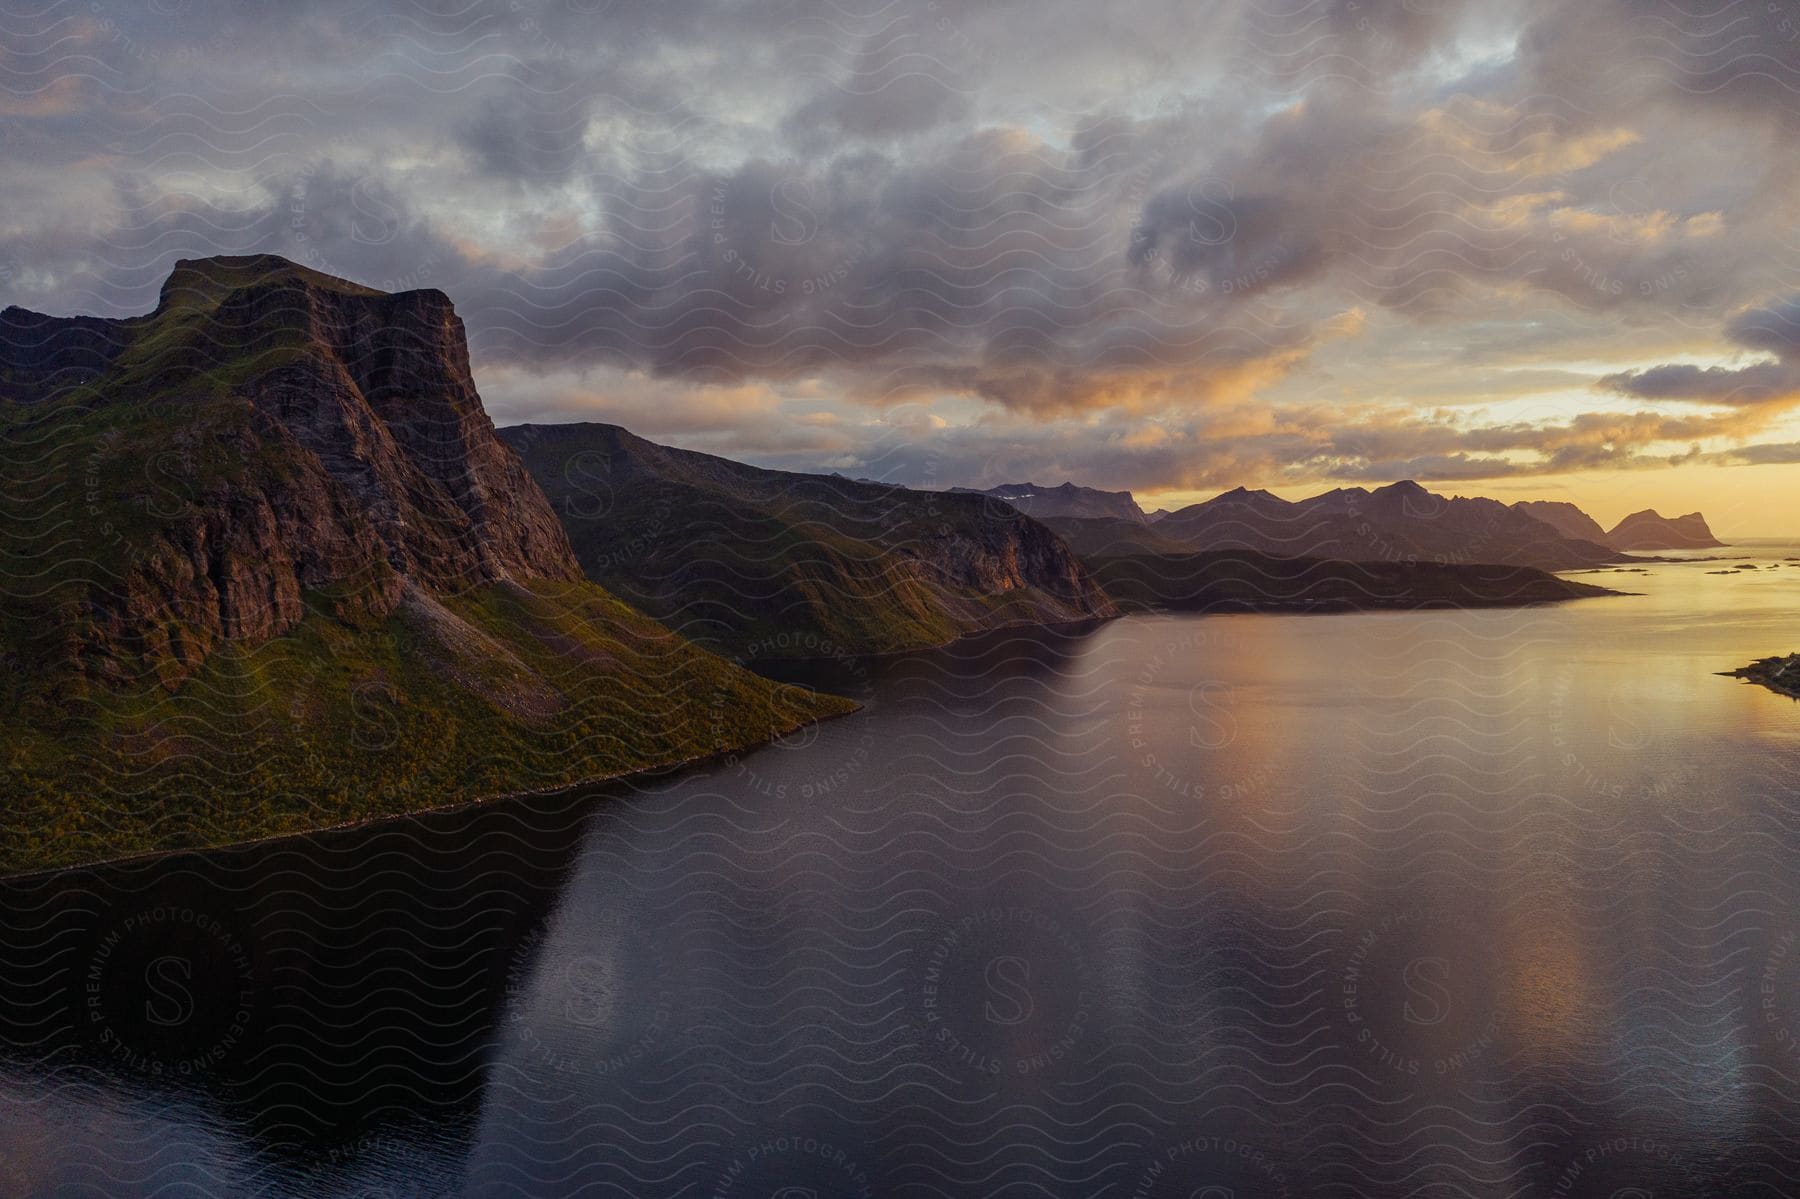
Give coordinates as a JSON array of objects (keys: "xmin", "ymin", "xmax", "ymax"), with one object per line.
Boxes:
[
  {"xmin": 2, "ymin": 548, "xmax": 1799, "ymax": 1195},
  {"xmin": 0, "ymin": 788, "xmax": 606, "ymax": 1192}
]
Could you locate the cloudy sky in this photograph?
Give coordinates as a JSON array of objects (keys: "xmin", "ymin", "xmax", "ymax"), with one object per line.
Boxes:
[{"xmin": 5, "ymin": 0, "xmax": 1800, "ymax": 530}]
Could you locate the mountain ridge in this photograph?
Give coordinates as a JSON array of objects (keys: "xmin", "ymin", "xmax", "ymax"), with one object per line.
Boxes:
[
  {"xmin": 499, "ymin": 422, "xmax": 1118, "ymax": 660},
  {"xmin": 1058, "ymin": 479, "xmax": 1624, "ymax": 571},
  {"xmin": 1512, "ymin": 500, "xmax": 1612, "ymax": 546},
  {"xmin": 949, "ymin": 481, "xmax": 1148, "ymax": 523}
]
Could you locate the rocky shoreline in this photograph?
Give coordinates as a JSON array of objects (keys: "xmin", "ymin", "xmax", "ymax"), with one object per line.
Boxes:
[{"xmin": 1722, "ymin": 654, "xmax": 1800, "ymax": 698}]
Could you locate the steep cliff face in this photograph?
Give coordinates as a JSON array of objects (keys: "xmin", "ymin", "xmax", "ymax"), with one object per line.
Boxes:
[
  {"xmin": 500, "ymin": 422, "xmax": 1116, "ymax": 658},
  {"xmin": 0, "ymin": 257, "xmax": 849, "ymax": 872},
  {"xmin": 2, "ymin": 255, "xmax": 578, "ymax": 691},
  {"xmin": 214, "ymin": 268, "xmax": 578, "ymax": 588}
]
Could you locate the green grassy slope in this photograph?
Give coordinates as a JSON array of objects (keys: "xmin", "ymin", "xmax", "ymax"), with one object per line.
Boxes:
[{"xmin": 2, "ymin": 578, "xmax": 848, "ymax": 874}]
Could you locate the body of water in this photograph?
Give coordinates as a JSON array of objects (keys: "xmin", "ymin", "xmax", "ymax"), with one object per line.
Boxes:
[{"xmin": 4, "ymin": 545, "xmax": 1800, "ymax": 1196}]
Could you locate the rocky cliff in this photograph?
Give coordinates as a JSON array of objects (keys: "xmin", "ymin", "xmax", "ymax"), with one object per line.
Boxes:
[
  {"xmin": 500, "ymin": 422, "xmax": 1117, "ymax": 659},
  {"xmin": 0, "ymin": 257, "xmax": 847, "ymax": 872},
  {"xmin": 1, "ymin": 255, "xmax": 579, "ymax": 690}
]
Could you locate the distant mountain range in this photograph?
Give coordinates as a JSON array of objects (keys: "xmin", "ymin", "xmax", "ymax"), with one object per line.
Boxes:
[
  {"xmin": 1035, "ymin": 481, "xmax": 1620, "ymax": 571},
  {"xmin": 975, "ymin": 480, "xmax": 1727, "ymax": 563},
  {"xmin": 498, "ymin": 423, "xmax": 1116, "ymax": 661}
]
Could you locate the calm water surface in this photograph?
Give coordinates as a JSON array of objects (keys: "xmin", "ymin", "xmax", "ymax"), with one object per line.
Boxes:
[{"xmin": 4, "ymin": 546, "xmax": 1800, "ymax": 1196}]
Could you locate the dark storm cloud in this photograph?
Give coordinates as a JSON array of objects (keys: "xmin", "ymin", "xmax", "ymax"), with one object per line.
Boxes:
[
  {"xmin": 1233, "ymin": 0, "xmax": 1486, "ymax": 89},
  {"xmin": 1598, "ymin": 360, "xmax": 1794, "ymax": 406},
  {"xmin": 1729, "ymin": 294, "xmax": 1800, "ymax": 357},
  {"xmin": 0, "ymin": 162, "xmax": 467, "ymax": 318},
  {"xmin": 781, "ymin": 30, "xmax": 977, "ymax": 149},
  {"xmin": 456, "ymin": 78, "xmax": 600, "ymax": 181},
  {"xmin": 1602, "ymin": 295, "xmax": 1800, "ymax": 407},
  {"xmin": 3, "ymin": 0, "xmax": 1800, "ymax": 486},
  {"xmin": 1515, "ymin": 0, "xmax": 1800, "ymax": 129}
]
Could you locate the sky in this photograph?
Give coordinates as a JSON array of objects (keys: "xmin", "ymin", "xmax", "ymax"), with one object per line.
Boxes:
[{"xmin": 4, "ymin": 0, "xmax": 1800, "ymax": 533}]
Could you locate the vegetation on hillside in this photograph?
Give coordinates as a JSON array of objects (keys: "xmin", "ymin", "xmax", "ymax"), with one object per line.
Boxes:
[
  {"xmin": 1, "ymin": 578, "xmax": 850, "ymax": 874},
  {"xmin": 501, "ymin": 422, "xmax": 1114, "ymax": 662},
  {"xmin": 0, "ymin": 258, "xmax": 853, "ymax": 874}
]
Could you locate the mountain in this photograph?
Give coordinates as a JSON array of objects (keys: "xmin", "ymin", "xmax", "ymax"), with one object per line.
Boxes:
[
  {"xmin": 1606, "ymin": 509, "xmax": 1725, "ymax": 550},
  {"xmin": 1145, "ymin": 508, "xmax": 1172, "ymax": 523},
  {"xmin": 950, "ymin": 481, "xmax": 1147, "ymax": 523},
  {"xmin": 1515, "ymin": 498, "xmax": 1725, "ymax": 551},
  {"xmin": 1134, "ymin": 480, "xmax": 1621, "ymax": 571},
  {"xmin": 1036, "ymin": 516, "xmax": 1196, "ymax": 559},
  {"xmin": 498, "ymin": 423, "xmax": 1117, "ymax": 660},
  {"xmin": 1090, "ymin": 550, "xmax": 1621, "ymax": 613},
  {"xmin": 0, "ymin": 255, "xmax": 847, "ymax": 872},
  {"xmin": 1513, "ymin": 500, "xmax": 1611, "ymax": 546}
]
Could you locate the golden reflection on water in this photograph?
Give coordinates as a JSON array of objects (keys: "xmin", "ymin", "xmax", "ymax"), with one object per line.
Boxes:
[{"xmin": 1500, "ymin": 899, "xmax": 1598, "ymax": 1061}]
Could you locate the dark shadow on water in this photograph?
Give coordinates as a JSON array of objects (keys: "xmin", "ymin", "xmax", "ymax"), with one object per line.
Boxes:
[
  {"xmin": 0, "ymin": 783, "xmax": 617, "ymax": 1169},
  {"xmin": 747, "ymin": 616, "xmax": 1112, "ymax": 704},
  {"xmin": 0, "ymin": 620, "xmax": 1110, "ymax": 1179}
]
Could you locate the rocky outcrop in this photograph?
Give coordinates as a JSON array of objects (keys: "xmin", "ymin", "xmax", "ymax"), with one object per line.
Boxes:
[
  {"xmin": 1722, "ymin": 654, "xmax": 1800, "ymax": 698},
  {"xmin": 500, "ymin": 422, "xmax": 1116, "ymax": 658},
  {"xmin": 1606, "ymin": 509, "xmax": 1725, "ymax": 550},
  {"xmin": 222, "ymin": 272, "xmax": 579, "ymax": 589},
  {"xmin": 1, "ymin": 255, "xmax": 579, "ymax": 691}
]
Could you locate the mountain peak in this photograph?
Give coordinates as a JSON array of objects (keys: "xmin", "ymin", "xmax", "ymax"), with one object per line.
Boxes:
[
  {"xmin": 155, "ymin": 254, "xmax": 388, "ymax": 314},
  {"xmin": 1, "ymin": 260, "xmax": 580, "ymax": 690},
  {"xmin": 1513, "ymin": 499, "xmax": 1610, "ymax": 546},
  {"xmin": 1607, "ymin": 508, "xmax": 1724, "ymax": 549}
]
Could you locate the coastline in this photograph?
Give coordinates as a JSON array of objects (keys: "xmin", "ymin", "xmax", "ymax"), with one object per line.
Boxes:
[
  {"xmin": 0, "ymin": 701, "xmax": 863, "ymax": 884},
  {"xmin": 1720, "ymin": 654, "xmax": 1800, "ymax": 700},
  {"xmin": 6, "ymin": 575, "xmax": 1639, "ymax": 883}
]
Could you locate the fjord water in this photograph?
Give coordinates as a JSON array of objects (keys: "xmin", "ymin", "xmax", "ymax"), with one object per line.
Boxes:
[{"xmin": 4, "ymin": 547, "xmax": 1800, "ymax": 1196}]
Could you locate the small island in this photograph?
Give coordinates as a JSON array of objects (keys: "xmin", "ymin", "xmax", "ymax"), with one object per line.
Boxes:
[{"xmin": 1722, "ymin": 654, "xmax": 1800, "ymax": 699}]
